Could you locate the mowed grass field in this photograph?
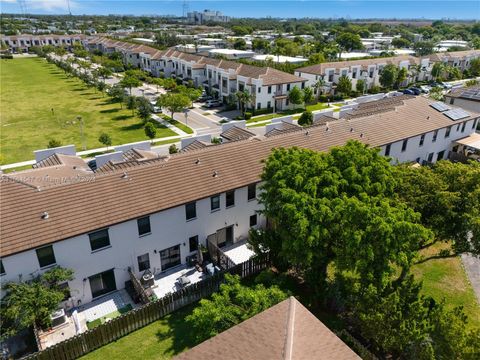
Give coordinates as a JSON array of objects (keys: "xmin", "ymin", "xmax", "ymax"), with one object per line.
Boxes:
[
  {"xmin": 0, "ymin": 57, "xmax": 176, "ymax": 164},
  {"xmin": 411, "ymin": 243, "xmax": 480, "ymax": 329}
]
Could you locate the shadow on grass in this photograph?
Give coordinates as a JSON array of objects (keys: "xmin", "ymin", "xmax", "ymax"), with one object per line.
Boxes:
[
  {"xmin": 89, "ymin": 97, "xmax": 103, "ymax": 101},
  {"xmin": 113, "ymin": 114, "xmax": 133, "ymax": 121},
  {"xmin": 121, "ymin": 123, "xmax": 144, "ymax": 131},
  {"xmin": 71, "ymin": 88, "xmax": 86, "ymax": 92},
  {"xmin": 155, "ymin": 305, "xmax": 199, "ymax": 357},
  {"xmin": 100, "ymin": 108, "xmax": 120, "ymax": 114}
]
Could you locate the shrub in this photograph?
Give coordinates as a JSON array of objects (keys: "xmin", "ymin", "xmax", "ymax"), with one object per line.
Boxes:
[
  {"xmin": 298, "ymin": 111, "xmax": 313, "ymax": 126},
  {"xmin": 318, "ymin": 95, "xmax": 330, "ymax": 103},
  {"xmin": 244, "ymin": 112, "xmax": 252, "ymax": 120},
  {"xmin": 47, "ymin": 139, "xmax": 62, "ymax": 148},
  {"xmin": 253, "ymin": 107, "xmax": 274, "ymax": 116},
  {"xmin": 369, "ymin": 85, "xmax": 381, "ymax": 94},
  {"xmin": 169, "ymin": 144, "xmax": 178, "ymax": 154}
]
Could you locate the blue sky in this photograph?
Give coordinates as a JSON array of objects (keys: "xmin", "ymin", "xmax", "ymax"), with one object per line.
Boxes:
[{"xmin": 1, "ymin": 1, "xmax": 479, "ymax": 19}]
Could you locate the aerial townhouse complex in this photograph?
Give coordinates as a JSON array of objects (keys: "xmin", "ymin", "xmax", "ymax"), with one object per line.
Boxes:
[
  {"xmin": 295, "ymin": 50, "xmax": 480, "ymax": 92},
  {"xmin": 84, "ymin": 37, "xmax": 307, "ymax": 111},
  {"xmin": 1, "ymin": 34, "xmax": 86, "ymax": 52},
  {"xmin": 1, "ymin": 95, "xmax": 478, "ymax": 310}
]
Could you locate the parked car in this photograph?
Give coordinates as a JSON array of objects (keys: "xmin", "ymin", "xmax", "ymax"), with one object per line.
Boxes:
[
  {"xmin": 440, "ymin": 82, "xmax": 453, "ymax": 90},
  {"xmin": 403, "ymin": 89, "xmax": 416, "ymax": 95},
  {"xmin": 409, "ymin": 87, "xmax": 422, "ymax": 95},
  {"xmin": 152, "ymin": 106, "xmax": 161, "ymax": 114},
  {"xmin": 198, "ymin": 95, "xmax": 212, "ymax": 103},
  {"xmin": 205, "ymin": 99, "xmax": 223, "ymax": 108},
  {"xmin": 420, "ymin": 85, "xmax": 431, "ymax": 93}
]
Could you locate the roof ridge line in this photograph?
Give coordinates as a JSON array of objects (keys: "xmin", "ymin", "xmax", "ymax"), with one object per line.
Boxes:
[{"xmin": 283, "ymin": 296, "xmax": 296, "ymax": 360}]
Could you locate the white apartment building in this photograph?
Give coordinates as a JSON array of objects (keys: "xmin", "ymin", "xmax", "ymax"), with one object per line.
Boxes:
[
  {"xmin": 295, "ymin": 50, "xmax": 480, "ymax": 94},
  {"xmin": 1, "ymin": 34, "xmax": 86, "ymax": 53},
  {"xmin": 1, "ymin": 97, "xmax": 478, "ymax": 311}
]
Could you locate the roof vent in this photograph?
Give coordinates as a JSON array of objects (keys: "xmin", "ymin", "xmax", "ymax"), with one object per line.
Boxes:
[
  {"xmin": 325, "ymin": 126, "xmax": 330, "ymax": 132},
  {"xmin": 427, "ymin": 116, "xmax": 430, "ymax": 120},
  {"xmin": 213, "ymin": 170, "xmax": 218, "ymax": 177},
  {"xmin": 195, "ymin": 158, "xmax": 201, "ymax": 165},
  {"xmin": 41, "ymin": 211, "xmax": 49, "ymax": 220},
  {"xmin": 360, "ymin": 133, "xmax": 364, "ymax": 138},
  {"xmin": 121, "ymin": 172, "xmax": 128, "ymax": 179},
  {"xmin": 350, "ymin": 127, "xmax": 354, "ymax": 132},
  {"xmin": 305, "ymin": 131, "xmax": 309, "ymax": 136}
]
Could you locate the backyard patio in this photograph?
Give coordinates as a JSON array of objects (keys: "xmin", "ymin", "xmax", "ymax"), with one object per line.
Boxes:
[{"xmin": 151, "ymin": 264, "xmax": 207, "ymax": 299}]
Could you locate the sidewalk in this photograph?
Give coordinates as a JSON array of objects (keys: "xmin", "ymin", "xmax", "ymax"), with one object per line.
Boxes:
[{"xmin": 151, "ymin": 114, "xmax": 191, "ymax": 137}]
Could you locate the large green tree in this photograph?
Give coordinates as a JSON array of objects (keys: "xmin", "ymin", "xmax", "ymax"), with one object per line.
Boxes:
[
  {"xmin": 186, "ymin": 274, "xmax": 288, "ymax": 342},
  {"xmin": 157, "ymin": 93, "xmax": 190, "ymax": 120},
  {"xmin": 287, "ymin": 86, "xmax": 304, "ymax": 107},
  {"xmin": 250, "ymin": 141, "xmax": 431, "ymax": 294},
  {"xmin": 336, "ymin": 75, "xmax": 352, "ymax": 96},
  {"xmin": 395, "ymin": 161, "xmax": 480, "ymax": 255},
  {"xmin": 379, "ymin": 64, "xmax": 399, "ymax": 89},
  {"xmin": 1, "ymin": 267, "xmax": 74, "ymax": 339},
  {"xmin": 120, "ymin": 75, "xmax": 141, "ymax": 95}
]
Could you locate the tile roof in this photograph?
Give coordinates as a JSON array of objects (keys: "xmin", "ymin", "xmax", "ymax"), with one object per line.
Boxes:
[
  {"xmin": 180, "ymin": 140, "xmax": 211, "ymax": 152},
  {"xmin": 175, "ymin": 297, "xmax": 361, "ymax": 360},
  {"xmin": 445, "ymin": 85, "xmax": 480, "ymax": 101},
  {"xmin": 220, "ymin": 126, "xmax": 256, "ymax": 141},
  {"xmin": 1, "ymin": 96, "xmax": 479, "ymax": 257},
  {"xmin": 265, "ymin": 121, "xmax": 301, "ymax": 137},
  {"xmin": 296, "ymin": 55, "xmax": 419, "ymax": 75}
]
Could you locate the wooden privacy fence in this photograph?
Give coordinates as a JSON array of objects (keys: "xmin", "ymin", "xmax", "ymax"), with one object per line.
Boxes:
[
  {"xmin": 128, "ymin": 268, "xmax": 150, "ymax": 305},
  {"xmin": 22, "ymin": 254, "xmax": 270, "ymax": 360},
  {"xmin": 207, "ymin": 238, "xmax": 236, "ymax": 270}
]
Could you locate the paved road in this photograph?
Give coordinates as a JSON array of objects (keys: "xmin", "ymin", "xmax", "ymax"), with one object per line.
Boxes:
[{"xmin": 461, "ymin": 253, "xmax": 480, "ymax": 303}]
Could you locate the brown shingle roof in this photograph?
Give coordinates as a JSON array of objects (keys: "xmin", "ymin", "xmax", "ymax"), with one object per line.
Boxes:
[
  {"xmin": 175, "ymin": 297, "xmax": 360, "ymax": 360},
  {"xmin": 265, "ymin": 121, "xmax": 301, "ymax": 137},
  {"xmin": 180, "ymin": 140, "xmax": 211, "ymax": 152},
  {"xmin": 220, "ymin": 126, "xmax": 255, "ymax": 141},
  {"xmin": 1, "ymin": 97, "xmax": 479, "ymax": 257}
]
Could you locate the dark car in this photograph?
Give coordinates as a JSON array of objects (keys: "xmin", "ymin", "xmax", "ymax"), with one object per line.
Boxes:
[
  {"xmin": 197, "ymin": 95, "xmax": 212, "ymax": 103},
  {"xmin": 409, "ymin": 87, "xmax": 422, "ymax": 95},
  {"xmin": 403, "ymin": 89, "xmax": 415, "ymax": 95}
]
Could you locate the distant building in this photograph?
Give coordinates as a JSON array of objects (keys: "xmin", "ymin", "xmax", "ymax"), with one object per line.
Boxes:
[
  {"xmin": 187, "ymin": 10, "xmax": 230, "ymax": 24},
  {"xmin": 208, "ymin": 48, "xmax": 255, "ymax": 60},
  {"xmin": 252, "ymin": 54, "xmax": 308, "ymax": 64}
]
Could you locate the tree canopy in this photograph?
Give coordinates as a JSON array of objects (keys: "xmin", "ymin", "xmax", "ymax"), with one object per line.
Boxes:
[{"xmin": 186, "ymin": 274, "xmax": 288, "ymax": 342}]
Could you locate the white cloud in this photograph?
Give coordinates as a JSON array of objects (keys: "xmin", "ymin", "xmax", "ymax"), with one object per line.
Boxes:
[
  {"xmin": 5, "ymin": 0, "xmax": 81, "ymax": 12},
  {"xmin": 1, "ymin": 0, "xmax": 18, "ymax": 4}
]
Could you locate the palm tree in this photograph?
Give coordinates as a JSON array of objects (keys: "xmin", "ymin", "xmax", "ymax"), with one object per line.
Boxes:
[
  {"xmin": 235, "ymin": 90, "xmax": 254, "ymax": 117},
  {"xmin": 313, "ymin": 78, "xmax": 326, "ymax": 100}
]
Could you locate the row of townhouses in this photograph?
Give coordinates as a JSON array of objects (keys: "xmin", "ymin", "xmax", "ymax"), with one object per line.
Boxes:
[
  {"xmin": 1, "ymin": 96, "xmax": 479, "ymax": 310},
  {"xmin": 1, "ymin": 34, "xmax": 86, "ymax": 52},
  {"xmin": 2, "ymin": 34, "xmax": 479, "ymax": 106},
  {"xmin": 295, "ymin": 50, "xmax": 480, "ymax": 92},
  {"xmin": 83, "ymin": 37, "xmax": 307, "ymax": 112}
]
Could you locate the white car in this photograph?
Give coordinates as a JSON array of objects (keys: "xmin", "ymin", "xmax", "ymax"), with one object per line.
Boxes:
[
  {"xmin": 205, "ymin": 99, "xmax": 223, "ymax": 108},
  {"xmin": 420, "ymin": 85, "xmax": 431, "ymax": 94}
]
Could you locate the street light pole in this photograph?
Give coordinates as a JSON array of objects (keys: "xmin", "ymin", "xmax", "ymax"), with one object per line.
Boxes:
[{"xmin": 184, "ymin": 109, "xmax": 189, "ymax": 127}]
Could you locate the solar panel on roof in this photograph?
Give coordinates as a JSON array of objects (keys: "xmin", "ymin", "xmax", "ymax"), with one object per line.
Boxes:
[
  {"xmin": 430, "ymin": 102, "xmax": 451, "ymax": 112},
  {"xmin": 443, "ymin": 108, "xmax": 470, "ymax": 121},
  {"xmin": 460, "ymin": 88, "xmax": 480, "ymax": 100}
]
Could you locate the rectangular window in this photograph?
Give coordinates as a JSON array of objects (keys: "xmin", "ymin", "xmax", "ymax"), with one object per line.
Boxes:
[
  {"xmin": 287, "ymin": 84, "xmax": 291, "ymax": 91},
  {"xmin": 89, "ymin": 229, "xmax": 110, "ymax": 251},
  {"xmin": 89, "ymin": 269, "xmax": 116, "ymax": 299},
  {"xmin": 137, "ymin": 216, "xmax": 151, "ymax": 236},
  {"xmin": 268, "ymin": 86, "xmax": 272, "ymax": 94},
  {"xmin": 211, "ymin": 195, "xmax": 220, "ymax": 211},
  {"xmin": 257, "ymin": 102, "xmax": 261, "ymax": 109},
  {"xmin": 248, "ymin": 183, "xmax": 256, "ymax": 200},
  {"xmin": 160, "ymin": 245, "xmax": 181, "ymax": 271},
  {"xmin": 432, "ymin": 130, "xmax": 438, "ymax": 142},
  {"xmin": 250, "ymin": 214, "xmax": 257, "ymax": 227},
  {"xmin": 226, "ymin": 190, "xmax": 235, "ymax": 207},
  {"xmin": 137, "ymin": 253, "xmax": 150, "ymax": 271},
  {"xmin": 58, "ymin": 282, "xmax": 71, "ymax": 301},
  {"xmin": 437, "ymin": 150, "xmax": 445, "ymax": 161},
  {"xmin": 461, "ymin": 122, "xmax": 466, "ymax": 132},
  {"xmin": 385, "ymin": 144, "xmax": 391, "ymax": 156},
  {"xmin": 36, "ymin": 245, "xmax": 56, "ymax": 268},
  {"xmin": 427, "ymin": 152, "xmax": 434, "ymax": 162},
  {"xmin": 258, "ymin": 87, "xmax": 261, "ymax": 93},
  {"xmin": 473, "ymin": 120, "xmax": 478, "ymax": 129},
  {"xmin": 419, "ymin": 134, "xmax": 425, "ymax": 147},
  {"xmin": 189, "ymin": 235, "xmax": 199, "ymax": 253},
  {"xmin": 267, "ymin": 101, "xmax": 271, "ymax": 108},
  {"xmin": 0, "ymin": 260, "xmax": 5, "ymax": 275},
  {"xmin": 185, "ymin": 202, "xmax": 196, "ymax": 221},
  {"xmin": 401, "ymin": 139, "xmax": 408, "ymax": 152},
  {"xmin": 445, "ymin": 126, "xmax": 451, "ymax": 138},
  {"xmin": 301, "ymin": 82, "xmax": 305, "ymax": 89},
  {"xmin": 456, "ymin": 123, "xmax": 461, "ymax": 131}
]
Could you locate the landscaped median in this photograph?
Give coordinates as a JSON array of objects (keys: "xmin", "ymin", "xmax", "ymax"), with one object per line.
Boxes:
[
  {"xmin": 246, "ymin": 102, "xmax": 332, "ymax": 125},
  {"xmin": 161, "ymin": 115, "xmax": 194, "ymax": 134}
]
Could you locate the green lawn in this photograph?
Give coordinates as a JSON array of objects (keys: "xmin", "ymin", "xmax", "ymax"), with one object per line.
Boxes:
[
  {"xmin": 163, "ymin": 116, "xmax": 194, "ymax": 134},
  {"xmin": 306, "ymin": 102, "xmax": 330, "ymax": 111},
  {"xmin": 0, "ymin": 58, "xmax": 176, "ymax": 164},
  {"xmin": 411, "ymin": 243, "xmax": 480, "ymax": 329},
  {"xmin": 86, "ymin": 304, "xmax": 133, "ymax": 330},
  {"xmin": 81, "ymin": 305, "xmax": 198, "ymax": 360}
]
